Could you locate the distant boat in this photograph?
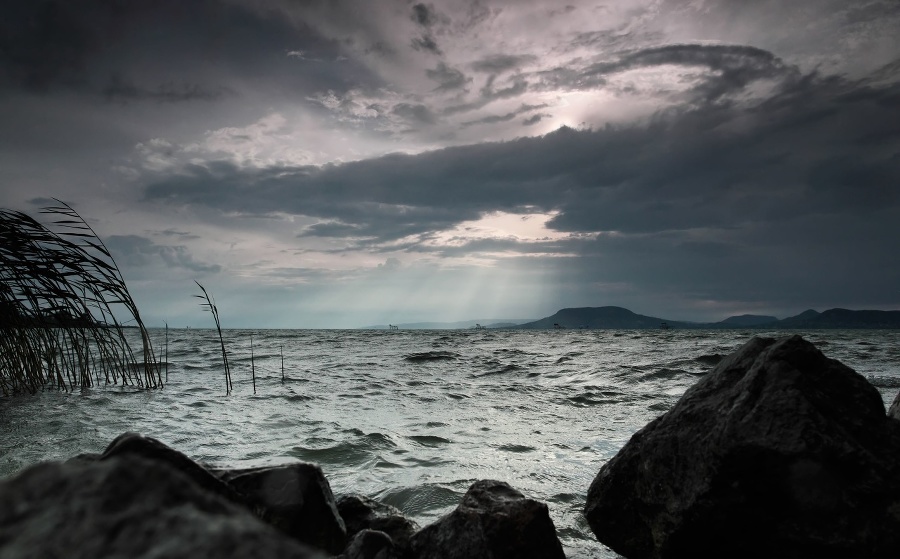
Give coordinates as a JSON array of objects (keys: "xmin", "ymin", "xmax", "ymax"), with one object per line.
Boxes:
[
  {"xmin": 388, "ymin": 324, "xmax": 399, "ymax": 330},
  {"xmin": 660, "ymin": 322, "xmax": 670, "ymax": 330},
  {"xmin": 554, "ymin": 323, "xmax": 565, "ymax": 329},
  {"xmin": 474, "ymin": 323, "xmax": 486, "ymax": 330}
]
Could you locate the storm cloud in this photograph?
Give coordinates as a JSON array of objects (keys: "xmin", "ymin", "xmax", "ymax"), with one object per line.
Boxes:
[{"xmin": 2, "ymin": 0, "xmax": 899, "ymax": 326}]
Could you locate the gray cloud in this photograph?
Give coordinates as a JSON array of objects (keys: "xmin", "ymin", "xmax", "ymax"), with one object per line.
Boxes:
[
  {"xmin": 539, "ymin": 43, "xmax": 800, "ymax": 105},
  {"xmin": 426, "ymin": 62, "xmax": 471, "ymax": 92},
  {"xmin": 411, "ymin": 35, "xmax": 442, "ymax": 55},
  {"xmin": 410, "ymin": 3, "xmax": 443, "ymax": 28},
  {"xmin": 106, "ymin": 235, "xmax": 221, "ymax": 274},
  {"xmin": 471, "ymin": 54, "xmax": 538, "ymax": 74},
  {"xmin": 103, "ymin": 74, "xmax": 235, "ymax": 104},
  {"xmin": 462, "ymin": 103, "xmax": 549, "ymax": 127},
  {"xmin": 0, "ymin": 0, "xmax": 375, "ymax": 100},
  {"xmin": 5, "ymin": 0, "xmax": 900, "ymax": 323},
  {"xmin": 141, "ymin": 63, "xmax": 900, "ymax": 312},
  {"xmin": 391, "ymin": 103, "xmax": 437, "ymax": 125}
]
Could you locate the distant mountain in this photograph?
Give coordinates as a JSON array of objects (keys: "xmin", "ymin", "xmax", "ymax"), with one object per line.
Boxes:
[
  {"xmin": 716, "ymin": 314, "xmax": 779, "ymax": 327},
  {"xmin": 361, "ymin": 319, "xmax": 534, "ymax": 330},
  {"xmin": 773, "ymin": 308, "xmax": 900, "ymax": 329},
  {"xmin": 515, "ymin": 306, "xmax": 900, "ymax": 330},
  {"xmin": 363, "ymin": 307, "xmax": 900, "ymax": 330},
  {"xmin": 515, "ymin": 306, "xmax": 678, "ymax": 329}
]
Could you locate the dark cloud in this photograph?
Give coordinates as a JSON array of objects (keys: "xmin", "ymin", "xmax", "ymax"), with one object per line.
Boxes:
[
  {"xmin": 471, "ymin": 54, "xmax": 537, "ymax": 74},
  {"xmin": 539, "ymin": 43, "xmax": 798, "ymax": 104},
  {"xmin": 411, "ymin": 3, "xmax": 441, "ymax": 28},
  {"xmin": 106, "ymin": 235, "xmax": 221, "ymax": 273},
  {"xmin": 391, "ymin": 103, "xmax": 437, "ymax": 125},
  {"xmin": 411, "ymin": 35, "xmax": 442, "ymax": 55},
  {"xmin": 426, "ymin": 62, "xmax": 471, "ymax": 92},
  {"xmin": 462, "ymin": 103, "xmax": 549, "ymax": 127},
  {"xmin": 0, "ymin": 0, "xmax": 375, "ymax": 100},
  {"xmin": 103, "ymin": 74, "xmax": 234, "ymax": 104},
  {"xmin": 142, "ymin": 64, "xmax": 900, "ymax": 309},
  {"xmin": 522, "ymin": 113, "xmax": 549, "ymax": 126}
]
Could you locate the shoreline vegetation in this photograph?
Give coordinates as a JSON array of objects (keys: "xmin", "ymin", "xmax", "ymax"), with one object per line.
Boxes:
[{"xmin": 0, "ymin": 201, "xmax": 160, "ymax": 395}]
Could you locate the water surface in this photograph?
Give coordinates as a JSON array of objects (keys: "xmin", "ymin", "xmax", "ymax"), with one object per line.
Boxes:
[{"xmin": 2, "ymin": 329, "xmax": 898, "ymax": 558}]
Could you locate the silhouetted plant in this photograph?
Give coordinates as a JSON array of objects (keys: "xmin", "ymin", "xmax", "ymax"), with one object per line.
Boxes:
[
  {"xmin": 0, "ymin": 200, "xmax": 161, "ymax": 395},
  {"xmin": 194, "ymin": 281, "xmax": 232, "ymax": 394}
]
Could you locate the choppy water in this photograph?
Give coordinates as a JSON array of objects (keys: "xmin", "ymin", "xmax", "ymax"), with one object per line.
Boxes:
[{"xmin": 2, "ymin": 329, "xmax": 899, "ymax": 557}]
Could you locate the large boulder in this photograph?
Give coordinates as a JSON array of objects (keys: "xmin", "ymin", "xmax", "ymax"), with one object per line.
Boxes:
[
  {"xmin": 339, "ymin": 529, "xmax": 397, "ymax": 559},
  {"xmin": 337, "ymin": 493, "xmax": 419, "ymax": 552},
  {"xmin": 408, "ymin": 479, "xmax": 565, "ymax": 559},
  {"xmin": 585, "ymin": 335, "xmax": 900, "ymax": 558},
  {"xmin": 0, "ymin": 454, "xmax": 323, "ymax": 559},
  {"xmin": 216, "ymin": 464, "xmax": 348, "ymax": 554},
  {"xmin": 888, "ymin": 390, "xmax": 900, "ymax": 420},
  {"xmin": 100, "ymin": 431, "xmax": 246, "ymax": 506}
]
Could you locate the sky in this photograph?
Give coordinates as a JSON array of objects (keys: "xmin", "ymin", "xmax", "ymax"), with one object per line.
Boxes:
[{"xmin": 1, "ymin": 0, "xmax": 899, "ymax": 328}]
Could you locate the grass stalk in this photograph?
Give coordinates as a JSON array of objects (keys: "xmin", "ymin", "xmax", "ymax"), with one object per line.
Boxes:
[
  {"xmin": 250, "ymin": 333, "xmax": 256, "ymax": 395},
  {"xmin": 194, "ymin": 281, "xmax": 231, "ymax": 395},
  {"xmin": 1, "ymin": 200, "xmax": 160, "ymax": 395}
]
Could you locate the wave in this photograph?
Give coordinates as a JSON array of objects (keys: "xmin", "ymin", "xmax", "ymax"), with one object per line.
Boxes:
[
  {"xmin": 866, "ymin": 375, "xmax": 900, "ymax": 388},
  {"xmin": 403, "ymin": 351, "xmax": 460, "ymax": 362},
  {"xmin": 373, "ymin": 483, "xmax": 463, "ymax": 517},
  {"xmin": 407, "ymin": 435, "xmax": 451, "ymax": 447}
]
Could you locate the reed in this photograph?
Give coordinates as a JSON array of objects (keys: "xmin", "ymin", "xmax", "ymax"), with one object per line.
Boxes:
[
  {"xmin": 0, "ymin": 200, "xmax": 161, "ymax": 395},
  {"xmin": 194, "ymin": 281, "xmax": 231, "ymax": 394},
  {"xmin": 250, "ymin": 333, "xmax": 256, "ymax": 395}
]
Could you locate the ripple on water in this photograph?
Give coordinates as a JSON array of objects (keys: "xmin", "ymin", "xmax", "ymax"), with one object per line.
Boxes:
[
  {"xmin": 373, "ymin": 483, "xmax": 463, "ymax": 518},
  {"xmin": 406, "ymin": 435, "xmax": 451, "ymax": 447},
  {"xmin": 497, "ymin": 443, "xmax": 535, "ymax": 453}
]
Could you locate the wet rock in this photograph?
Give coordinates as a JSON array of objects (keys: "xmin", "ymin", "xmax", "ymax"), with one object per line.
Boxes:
[
  {"xmin": 888, "ymin": 390, "xmax": 900, "ymax": 420},
  {"xmin": 101, "ymin": 431, "xmax": 246, "ymax": 506},
  {"xmin": 408, "ymin": 479, "xmax": 565, "ymax": 559},
  {"xmin": 217, "ymin": 464, "xmax": 347, "ymax": 554},
  {"xmin": 585, "ymin": 335, "xmax": 900, "ymax": 558},
  {"xmin": 337, "ymin": 493, "xmax": 419, "ymax": 552},
  {"xmin": 339, "ymin": 529, "xmax": 397, "ymax": 559},
  {"xmin": 0, "ymin": 454, "xmax": 323, "ymax": 559}
]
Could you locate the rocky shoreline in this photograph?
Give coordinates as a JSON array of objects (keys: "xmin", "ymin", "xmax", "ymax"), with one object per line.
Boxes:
[{"xmin": 2, "ymin": 335, "xmax": 899, "ymax": 558}]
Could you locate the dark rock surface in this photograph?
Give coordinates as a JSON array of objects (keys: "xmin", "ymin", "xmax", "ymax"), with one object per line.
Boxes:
[
  {"xmin": 217, "ymin": 464, "xmax": 348, "ymax": 554},
  {"xmin": 409, "ymin": 479, "xmax": 565, "ymax": 559},
  {"xmin": 337, "ymin": 493, "xmax": 420, "ymax": 552},
  {"xmin": 0, "ymin": 453, "xmax": 323, "ymax": 559},
  {"xmin": 888, "ymin": 390, "xmax": 900, "ymax": 420},
  {"xmin": 339, "ymin": 529, "xmax": 397, "ymax": 559},
  {"xmin": 101, "ymin": 431, "xmax": 246, "ymax": 506},
  {"xmin": 585, "ymin": 335, "xmax": 900, "ymax": 558}
]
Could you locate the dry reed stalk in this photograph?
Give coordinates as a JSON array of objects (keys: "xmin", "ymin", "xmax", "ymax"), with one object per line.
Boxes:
[
  {"xmin": 0, "ymin": 200, "xmax": 161, "ymax": 395},
  {"xmin": 194, "ymin": 281, "xmax": 231, "ymax": 394}
]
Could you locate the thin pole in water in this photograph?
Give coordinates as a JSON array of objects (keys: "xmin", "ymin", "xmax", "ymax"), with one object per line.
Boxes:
[
  {"xmin": 165, "ymin": 322, "xmax": 168, "ymax": 383},
  {"xmin": 250, "ymin": 333, "xmax": 256, "ymax": 395},
  {"xmin": 281, "ymin": 345, "xmax": 285, "ymax": 383}
]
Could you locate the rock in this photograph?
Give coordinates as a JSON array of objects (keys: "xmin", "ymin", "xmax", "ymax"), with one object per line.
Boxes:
[
  {"xmin": 339, "ymin": 529, "xmax": 397, "ymax": 559},
  {"xmin": 101, "ymin": 431, "xmax": 246, "ymax": 506},
  {"xmin": 585, "ymin": 335, "xmax": 900, "ymax": 558},
  {"xmin": 217, "ymin": 464, "xmax": 347, "ymax": 554},
  {"xmin": 0, "ymin": 454, "xmax": 324, "ymax": 559},
  {"xmin": 337, "ymin": 493, "xmax": 419, "ymax": 552},
  {"xmin": 888, "ymin": 390, "xmax": 900, "ymax": 420},
  {"xmin": 408, "ymin": 479, "xmax": 565, "ymax": 559}
]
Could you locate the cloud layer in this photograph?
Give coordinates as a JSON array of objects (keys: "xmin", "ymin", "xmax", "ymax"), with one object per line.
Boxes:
[{"xmin": 1, "ymin": 0, "xmax": 898, "ymax": 326}]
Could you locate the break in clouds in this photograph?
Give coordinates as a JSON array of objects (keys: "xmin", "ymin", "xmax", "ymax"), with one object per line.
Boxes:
[{"xmin": 1, "ymin": 0, "xmax": 898, "ymax": 326}]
